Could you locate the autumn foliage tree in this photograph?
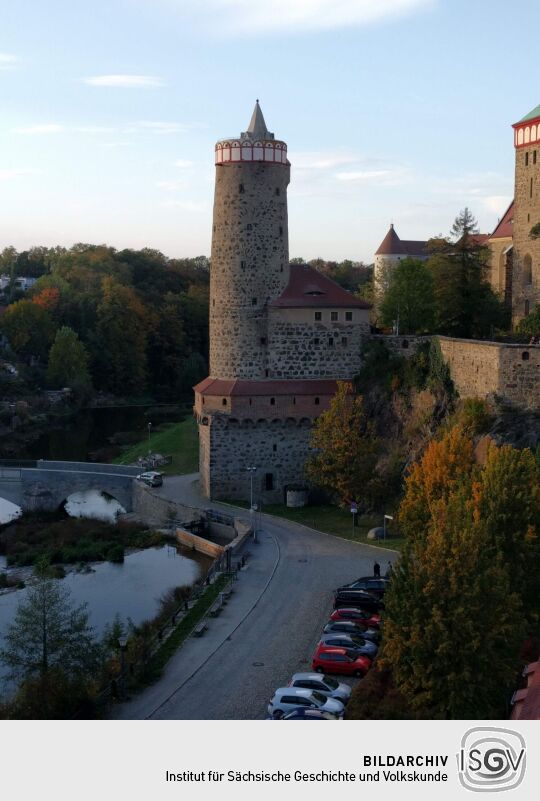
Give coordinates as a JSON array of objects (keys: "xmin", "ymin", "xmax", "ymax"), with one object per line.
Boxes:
[
  {"xmin": 381, "ymin": 428, "xmax": 540, "ymax": 717},
  {"xmin": 306, "ymin": 382, "xmax": 379, "ymax": 508}
]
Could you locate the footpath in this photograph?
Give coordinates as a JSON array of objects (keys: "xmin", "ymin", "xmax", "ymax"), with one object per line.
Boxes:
[{"xmin": 110, "ymin": 526, "xmax": 280, "ymax": 720}]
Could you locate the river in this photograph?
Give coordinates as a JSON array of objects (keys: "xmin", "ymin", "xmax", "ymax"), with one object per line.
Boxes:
[{"xmin": 0, "ymin": 544, "xmax": 210, "ymax": 697}]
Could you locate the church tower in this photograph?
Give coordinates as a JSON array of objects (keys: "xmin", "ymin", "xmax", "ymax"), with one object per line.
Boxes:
[
  {"xmin": 210, "ymin": 101, "xmax": 290, "ymax": 378},
  {"xmin": 511, "ymin": 104, "xmax": 540, "ymax": 322}
]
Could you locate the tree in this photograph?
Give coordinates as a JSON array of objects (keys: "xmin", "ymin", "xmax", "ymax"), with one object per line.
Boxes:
[
  {"xmin": 428, "ymin": 208, "xmax": 508, "ymax": 337},
  {"xmin": 47, "ymin": 326, "xmax": 92, "ymax": 396},
  {"xmin": 306, "ymin": 382, "xmax": 379, "ymax": 508},
  {"xmin": 516, "ymin": 304, "xmax": 540, "ymax": 338},
  {"xmin": 0, "ymin": 299, "xmax": 54, "ymax": 360},
  {"xmin": 398, "ymin": 425, "xmax": 475, "ymax": 541},
  {"xmin": 0, "ymin": 565, "xmax": 100, "ymax": 717},
  {"xmin": 381, "ymin": 488, "xmax": 524, "ymax": 718},
  {"xmin": 379, "ymin": 257, "xmax": 435, "ymax": 333}
]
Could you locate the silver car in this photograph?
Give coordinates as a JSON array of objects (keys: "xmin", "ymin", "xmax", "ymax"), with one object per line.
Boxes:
[
  {"xmin": 288, "ymin": 673, "xmax": 352, "ymax": 704},
  {"xmin": 268, "ymin": 687, "xmax": 345, "ymax": 719}
]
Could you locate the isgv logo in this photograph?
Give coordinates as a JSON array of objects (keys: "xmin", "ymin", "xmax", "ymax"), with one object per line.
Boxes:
[{"xmin": 457, "ymin": 727, "xmax": 526, "ymax": 792}]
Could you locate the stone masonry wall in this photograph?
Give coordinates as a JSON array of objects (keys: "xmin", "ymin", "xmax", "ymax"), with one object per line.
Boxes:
[
  {"xmin": 268, "ymin": 307, "xmax": 369, "ymax": 379},
  {"xmin": 200, "ymin": 414, "xmax": 312, "ymax": 503},
  {"xmin": 438, "ymin": 336, "xmax": 540, "ymax": 409},
  {"xmin": 512, "ymin": 145, "xmax": 540, "ymax": 322},
  {"xmin": 210, "ymin": 161, "xmax": 290, "ymax": 379}
]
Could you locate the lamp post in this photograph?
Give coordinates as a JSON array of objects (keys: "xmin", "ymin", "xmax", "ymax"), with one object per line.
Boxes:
[
  {"xmin": 246, "ymin": 466, "xmax": 257, "ymax": 511},
  {"xmin": 383, "ymin": 514, "xmax": 393, "ymax": 540},
  {"xmin": 118, "ymin": 635, "xmax": 129, "ymax": 698},
  {"xmin": 147, "ymin": 422, "xmax": 152, "ymax": 457}
]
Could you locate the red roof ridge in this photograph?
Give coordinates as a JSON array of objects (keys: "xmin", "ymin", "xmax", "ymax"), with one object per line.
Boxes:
[
  {"xmin": 194, "ymin": 377, "xmax": 344, "ymax": 396},
  {"xmin": 270, "ymin": 263, "xmax": 371, "ymax": 309},
  {"xmin": 489, "ymin": 200, "xmax": 514, "ymax": 240}
]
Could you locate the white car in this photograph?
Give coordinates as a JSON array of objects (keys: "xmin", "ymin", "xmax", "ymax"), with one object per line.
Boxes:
[
  {"xmin": 288, "ymin": 673, "xmax": 352, "ymax": 704},
  {"xmin": 136, "ymin": 471, "xmax": 163, "ymax": 487},
  {"xmin": 268, "ymin": 687, "xmax": 345, "ymax": 719}
]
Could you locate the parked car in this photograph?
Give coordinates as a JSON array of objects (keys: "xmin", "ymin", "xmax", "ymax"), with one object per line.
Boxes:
[
  {"xmin": 312, "ymin": 645, "xmax": 371, "ymax": 677},
  {"xmin": 334, "ymin": 588, "xmax": 384, "ymax": 611},
  {"xmin": 323, "ymin": 620, "xmax": 380, "ymax": 644},
  {"xmin": 330, "ymin": 607, "xmax": 381, "ymax": 628},
  {"xmin": 268, "ymin": 687, "xmax": 345, "ymax": 719},
  {"xmin": 288, "ymin": 672, "xmax": 352, "ymax": 704},
  {"xmin": 136, "ymin": 471, "xmax": 163, "ymax": 487},
  {"xmin": 281, "ymin": 708, "xmax": 341, "ymax": 720},
  {"xmin": 320, "ymin": 633, "xmax": 378, "ymax": 658},
  {"xmin": 338, "ymin": 577, "xmax": 389, "ymax": 599}
]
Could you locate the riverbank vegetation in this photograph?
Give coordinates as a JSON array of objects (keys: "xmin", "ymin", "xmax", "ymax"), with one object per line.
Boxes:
[{"xmin": 0, "ymin": 513, "xmax": 161, "ymax": 567}]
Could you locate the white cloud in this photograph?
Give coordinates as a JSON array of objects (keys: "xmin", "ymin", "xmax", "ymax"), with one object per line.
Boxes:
[
  {"xmin": 128, "ymin": 120, "xmax": 200, "ymax": 134},
  {"xmin": 12, "ymin": 124, "xmax": 65, "ymax": 135},
  {"xmin": 160, "ymin": 200, "xmax": 206, "ymax": 212},
  {"xmin": 83, "ymin": 74, "xmax": 165, "ymax": 88},
  {"xmin": 173, "ymin": 159, "xmax": 193, "ymax": 168},
  {"xmin": 336, "ymin": 168, "xmax": 410, "ymax": 186},
  {"xmin": 156, "ymin": 179, "xmax": 189, "ymax": 191},
  {"xmin": 158, "ymin": 0, "xmax": 434, "ymax": 35},
  {"xmin": 0, "ymin": 53, "xmax": 19, "ymax": 70},
  {"xmin": 0, "ymin": 168, "xmax": 37, "ymax": 180}
]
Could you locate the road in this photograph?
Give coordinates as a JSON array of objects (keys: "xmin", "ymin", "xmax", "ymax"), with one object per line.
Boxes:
[{"xmin": 113, "ymin": 475, "xmax": 397, "ymax": 720}]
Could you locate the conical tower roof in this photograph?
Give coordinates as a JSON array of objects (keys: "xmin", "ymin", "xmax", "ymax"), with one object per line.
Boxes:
[
  {"xmin": 242, "ymin": 100, "xmax": 274, "ymax": 140},
  {"xmin": 375, "ymin": 224, "xmax": 406, "ymax": 255}
]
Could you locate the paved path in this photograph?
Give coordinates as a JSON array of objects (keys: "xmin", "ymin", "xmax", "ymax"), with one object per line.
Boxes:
[{"xmin": 112, "ymin": 475, "xmax": 397, "ymax": 720}]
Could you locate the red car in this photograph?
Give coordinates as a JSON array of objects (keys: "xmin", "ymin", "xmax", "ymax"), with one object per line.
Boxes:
[
  {"xmin": 312, "ymin": 645, "xmax": 371, "ymax": 677},
  {"xmin": 330, "ymin": 608, "xmax": 381, "ymax": 628}
]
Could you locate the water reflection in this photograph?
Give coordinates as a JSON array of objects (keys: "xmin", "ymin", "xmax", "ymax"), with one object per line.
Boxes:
[{"xmin": 0, "ymin": 544, "xmax": 209, "ymax": 697}]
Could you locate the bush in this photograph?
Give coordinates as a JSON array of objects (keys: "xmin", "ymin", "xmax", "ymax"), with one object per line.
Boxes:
[
  {"xmin": 106, "ymin": 544, "xmax": 124, "ymax": 563},
  {"xmin": 345, "ymin": 666, "xmax": 413, "ymax": 720},
  {"xmin": 459, "ymin": 398, "xmax": 493, "ymax": 435}
]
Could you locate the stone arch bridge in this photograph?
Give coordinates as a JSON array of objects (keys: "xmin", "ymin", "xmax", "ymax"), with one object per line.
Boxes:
[{"xmin": 0, "ymin": 461, "xmax": 140, "ymax": 513}]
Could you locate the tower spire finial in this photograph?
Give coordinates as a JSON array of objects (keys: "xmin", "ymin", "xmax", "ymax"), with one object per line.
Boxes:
[{"xmin": 245, "ymin": 100, "xmax": 273, "ymax": 140}]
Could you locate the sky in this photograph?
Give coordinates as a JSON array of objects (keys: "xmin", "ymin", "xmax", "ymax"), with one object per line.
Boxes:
[{"xmin": 0, "ymin": 0, "xmax": 538, "ymax": 263}]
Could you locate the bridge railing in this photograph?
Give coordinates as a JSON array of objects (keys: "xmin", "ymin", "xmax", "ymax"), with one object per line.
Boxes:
[
  {"xmin": 36, "ymin": 460, "xmax": 141, "ymax": 477},
  {"xmin": 0, "ymin": 467, "xmax": 22, "ymax": 481}
]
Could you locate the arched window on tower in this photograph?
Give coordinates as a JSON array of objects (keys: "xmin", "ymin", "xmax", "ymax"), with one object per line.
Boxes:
[{"xmin": 524, "ymin": 255, "xmax": 533, "ymax": 286}]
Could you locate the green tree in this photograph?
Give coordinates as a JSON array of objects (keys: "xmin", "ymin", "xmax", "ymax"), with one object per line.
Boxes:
[
  {"xmin": 94, "ymin": 276, "xmax": 149, "ymax": 395},
  {"xmin": 428, "ymin": 208, "xmax": 508, "ymax": 337},
  {"xmin": 0, "ymin": 570, "xmax": 99, "ymax": 686},
  {"xmin": 381, "ymin": 489, "xmax": 524, "ymax": 718},
  {"xmin": 306, "ymin": 382, "xmax": 379, "ymax": 508},
  {"xmin": 379, "ymin": 257, "xmax": 436, "ymax": 333},
  {"xmin": 0, "ymin": 298, "xmax": 54, "ymax": 360},
  {"xmin": 47, "ymin": 326, "xmax": 92, "ymax": 396},
  {"xmin": 516, "ymin": 304, "xmax": 540, "ymax": 338}
]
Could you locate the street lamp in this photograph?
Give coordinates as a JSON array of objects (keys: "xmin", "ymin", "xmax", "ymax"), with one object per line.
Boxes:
[
  {"xmin": 246, "ymin": 466, "xmax": 257, "ymax": 511},
  {"xmin": 118, "ymin": 635, "xmax": 129, "ymax": 698},
  {"xmin": 383, "ymin": 514, "xmax": 393, "ymax": 540},
  {"xmin": 147, "ymin": 422, "xmax": 152, "ymax": 456}
]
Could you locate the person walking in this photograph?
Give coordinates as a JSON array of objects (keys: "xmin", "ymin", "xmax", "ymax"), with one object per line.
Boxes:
[
  {"xmin": 385, "ymin": 561, "xmax": 393, "ymax": 578},
  {"xmin": 373, "ymin": 561, "xmax": 381, "ymax": 577}
]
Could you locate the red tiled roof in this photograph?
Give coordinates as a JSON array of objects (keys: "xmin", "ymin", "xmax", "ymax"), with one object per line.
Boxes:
[
  {"xmin": 471, "ymin": 234, "xmax": 490, "ymax": 245},
  {"xmin": 375, "ymin": 224, "xmax": 428, "ymax": 257},
  {"xmin": 270, "ymin": 263, "xmax": 371, "ymax": 309},
  {"xmin": 194, "ymin": 377, "xmax": 343, "ymax": 396},
  {"xmin": 490, "ymin": 201, "xmax": 514, "ymax": 240},
  {"xmin": 511, "ymin": 660, "xmax": 540, "ymax": 720}
]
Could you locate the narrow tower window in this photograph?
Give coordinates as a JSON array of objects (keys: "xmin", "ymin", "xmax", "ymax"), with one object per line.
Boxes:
[
  {"xmin": 260, "ymin": 337, "xmax": 267, "ymax": 345},
  {"xmin": 328, "ymin": 337, "xmax": 334, "ymax": 347},
  {"xmin": 241, "ymin": 260, "xmax": 246, "ymax": 269},
  {"xmin": 314, "ymin": 397, "xmax": 320, "ymax": 405},
  {"xmin": 273, "ymin": 444, "xmax": 277, "ymax": 452},
  {"xmin": 252, "ymin": 298, "xmax": 257, "ymax": 305},
  {"xmin": 222, "ymin": 398, "xmax": 227, "ymax": 406},
  {"xmin": 341, "ymin": 337, "xmax": 348, "ymax": 346},
  {"xmin": 526, "ymin": 152, "xmax": 529, "ymax": 166},
  {"xmin": 270, "ymin": 397, "xmax": 275, "ymax": 405},
  {"xmin": 239, "ymin": 183, "xmax": 245, "ymax": 194},
  {"xmin": 279, "ymin": 226, "xmax": 283, "ymax": 236},
  {"xmin": 530, "ymin": 177, "xmax": 533, "ymax": 199},
  {"xmin": 275, "ymin": 188, "xmax": 280, "ymax": 196},
  {"xmin": 247, "ymin": 224, "xmax": 252, "ymax": 231},
  {"xmin": 535, "ymin": 151, "xmax": 538, "ymax": 165}
]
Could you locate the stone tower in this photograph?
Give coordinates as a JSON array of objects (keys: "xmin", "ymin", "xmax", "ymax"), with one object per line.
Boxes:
[
  {"xmin": 511, "ymin": 104, "xmax": 540, "ymax": 322},
  {"xmin": 210, "ymin": 101, "xmax": 290, "ymax": 379},
  {"xmin": 195, "ymin": 103, "xmax": 372, "ymax": 503}
]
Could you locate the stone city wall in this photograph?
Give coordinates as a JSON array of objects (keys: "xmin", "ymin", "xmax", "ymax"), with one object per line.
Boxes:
[
  {"xmin": 370, "ymin": 334, "xmax": 430, "ymax": 359},
  {"xmin": 438, "ymin": 336, "xmax": 540, "ymax": 409},
  {"xmin": 268, "ymin": 307, "xmax": 369, "ymax": 379},
  {"xmin": 132, "ymin": 481, "xmax": 203, "ymax": 527}
]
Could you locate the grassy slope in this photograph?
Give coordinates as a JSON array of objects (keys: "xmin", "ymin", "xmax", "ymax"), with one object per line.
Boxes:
[
  {"xmin": 223, "ymin": 500, "xmax": 404, "ymax": 552},
  {"xmin": 113, "ymin": 416, "xmax": 198, "ymax": 475}
]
